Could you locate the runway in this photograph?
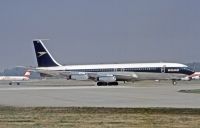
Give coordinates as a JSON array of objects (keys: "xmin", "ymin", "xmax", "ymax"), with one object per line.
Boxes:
[{"xmin": 0, "ymin": 80, "xmax": 200, "ymax": 108}]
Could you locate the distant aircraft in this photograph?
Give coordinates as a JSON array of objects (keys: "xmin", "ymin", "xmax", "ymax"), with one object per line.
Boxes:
[
  {"xmin": 0, "ymin": 71, "xmax": 31, "ymax": 85},
  {"xmin": 186, "ymin": 72, "xmax": 200, "ymax": 80},
  {"xmin": 32, "ymin": 40, "xmax": 194, "ymax": 86},
  {"xmin": 180, "ymin": 72, "xmax": 200, "ymax": 81}
]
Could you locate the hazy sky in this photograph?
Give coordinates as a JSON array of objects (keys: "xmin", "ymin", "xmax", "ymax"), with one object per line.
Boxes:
[{"xmin": 0, "ymin": 0, "xmax": 200, "ymax": 70}]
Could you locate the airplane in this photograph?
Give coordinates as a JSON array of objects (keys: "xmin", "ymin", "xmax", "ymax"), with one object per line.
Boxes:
[
  {"xmin": 0, "ymin": 70, "xmax": 31, "ymax": 85},
  {"xmin": 183, "ymin": 72, "xmax": 200, "ymax": 80},
  {"xmin": 32, "ymin": 40, "xmax": 195, "ymax": 86},
  {"xmin": 190, "ymin": 72, "xmax": 200, "ymax": 80}
]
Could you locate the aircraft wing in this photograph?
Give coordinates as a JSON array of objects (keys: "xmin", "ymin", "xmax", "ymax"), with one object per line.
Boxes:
[{"xmin": 36, "ymin": 69, "xmax": 138, "ymax": 82}]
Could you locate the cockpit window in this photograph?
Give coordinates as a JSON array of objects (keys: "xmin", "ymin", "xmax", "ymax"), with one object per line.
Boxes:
[{"xmin": 184, "ymin": 67, "xmax": 194, "ymax": 72}]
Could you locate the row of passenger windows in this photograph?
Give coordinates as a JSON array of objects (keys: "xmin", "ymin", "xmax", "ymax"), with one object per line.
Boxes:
[{"xmin": 67, "ymin": 68, "xmax": 160, "ymax": 72}]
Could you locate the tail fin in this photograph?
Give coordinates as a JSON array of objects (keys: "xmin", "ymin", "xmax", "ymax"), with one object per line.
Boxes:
[
  {"xmin": 33, "ymin": 40, "xmax": 62, "ymax": 67},
  {"xmin": 24, "ymin": 70, "xmax": 31, "ymax": 78}
]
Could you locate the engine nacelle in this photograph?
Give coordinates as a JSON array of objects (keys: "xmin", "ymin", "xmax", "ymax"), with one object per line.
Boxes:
[
  {"xmin": 98, "ymin": 76, "xmax": 116, "ymax": 82},
  {"xmin": 70, "ymin": 74, "xmax": 89, "ymax": 81}
]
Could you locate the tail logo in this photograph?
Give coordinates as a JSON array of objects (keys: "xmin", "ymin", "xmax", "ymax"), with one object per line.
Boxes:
[{"xmin": 37, "ymin": 52, "xmax": 47, "ymax": 57}]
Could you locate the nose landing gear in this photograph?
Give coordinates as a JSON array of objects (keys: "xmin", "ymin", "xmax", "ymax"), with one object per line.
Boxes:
[{"xmin": 172, "ymin": 80, "xmax": 177, "ymax": 85}]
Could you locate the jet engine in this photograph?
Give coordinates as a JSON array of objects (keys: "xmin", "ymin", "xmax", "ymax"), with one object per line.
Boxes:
[
  {"xmin": 98, "ymin": 76, "xmax": 116, "ymax": 82},
  {"xmin": 70, "ymin": 74, "xmax": 89, "ymax": 80}
]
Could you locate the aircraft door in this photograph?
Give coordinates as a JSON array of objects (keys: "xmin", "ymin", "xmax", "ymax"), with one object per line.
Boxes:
[
  {"xmin": 117, "ymin": 68, "xmax": 124, "ymax": 72},
  {"xmin": 161, "ymin": 65, "xmax": 166, "ymax": 73}
]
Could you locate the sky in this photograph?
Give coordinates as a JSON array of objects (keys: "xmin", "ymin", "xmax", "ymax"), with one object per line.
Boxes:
[{"xmin": 0, "ymin": 0, "xmax": 200, "ymax": 70}]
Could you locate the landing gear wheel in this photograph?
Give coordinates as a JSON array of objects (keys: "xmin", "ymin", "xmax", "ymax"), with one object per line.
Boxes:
[
  {"xmin": 97, "ymin": 82, "xmax": 107, "ymax": 86},
  {"xmin": 97, "ymin": 82, "xmax": 118, "ymax": 86},
  {"xmin": 9, "ymin": 82, "xmax": 12, "ymax": 85},
  {"xmin": 108, "ymin": 82, "xmax": 118, "ymax": 86},
  {"xmin": 17, "ymin": 83, "xmax": 20, "ymax": 85},
  {"xmin": 172, "ymin": 80, "xmax": 177, "ymax": 85}
]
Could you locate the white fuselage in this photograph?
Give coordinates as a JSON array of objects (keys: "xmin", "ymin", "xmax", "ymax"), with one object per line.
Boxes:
[
  {"xmin": 0, "ymin": 76, "xmax": 29, "ymax": 81},
  {"xmin": 37, "ymin": 62, "xmax": 194, "ymax": 81}
]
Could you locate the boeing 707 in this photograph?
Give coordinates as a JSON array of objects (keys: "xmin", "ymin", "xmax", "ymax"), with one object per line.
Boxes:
[{"xmin": 33, "ymin": 40, "xmax": 194, "ymax": 86}]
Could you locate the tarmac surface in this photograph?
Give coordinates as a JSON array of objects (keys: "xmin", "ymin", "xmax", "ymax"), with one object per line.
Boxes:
[{"xmin": 0, "ymin": 79, "xmax": 200, "ymax": 108}]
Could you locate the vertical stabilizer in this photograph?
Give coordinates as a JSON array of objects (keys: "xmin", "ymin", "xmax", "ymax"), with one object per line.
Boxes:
[
  {"xmin": 24, "ymin": 70, "xmax": 31, "ymax": 78},
  {"xmin": 33, "ymin": 40, "xmax": 62, "ymax": 67}
]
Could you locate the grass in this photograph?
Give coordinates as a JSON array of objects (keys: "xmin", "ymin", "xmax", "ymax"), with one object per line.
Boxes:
[{"xmin": 0, "ymin": 107, "xmax": 199, "ymax": 128}]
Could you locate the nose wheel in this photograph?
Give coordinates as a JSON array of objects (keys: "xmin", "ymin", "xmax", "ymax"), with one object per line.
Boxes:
[{"xmin": 172, "ymin": 80, "xmax": 177, "ymax": 85}]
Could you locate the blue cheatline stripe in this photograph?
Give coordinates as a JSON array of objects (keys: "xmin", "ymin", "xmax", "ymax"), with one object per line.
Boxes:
[{"xmin": 58, "ymin": 67, "xmax": 194, "ymax": 75}]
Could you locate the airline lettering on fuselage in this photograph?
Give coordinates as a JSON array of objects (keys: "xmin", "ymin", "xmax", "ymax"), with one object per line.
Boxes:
[{"xmin": 168, "ymin": 69, "xmax": 179, "ymax": 72}]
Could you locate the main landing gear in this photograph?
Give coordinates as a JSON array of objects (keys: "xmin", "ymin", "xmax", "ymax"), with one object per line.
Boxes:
[{"xmin": 97, "ymin": 82, "xmax": 118, "ymax": 86}]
